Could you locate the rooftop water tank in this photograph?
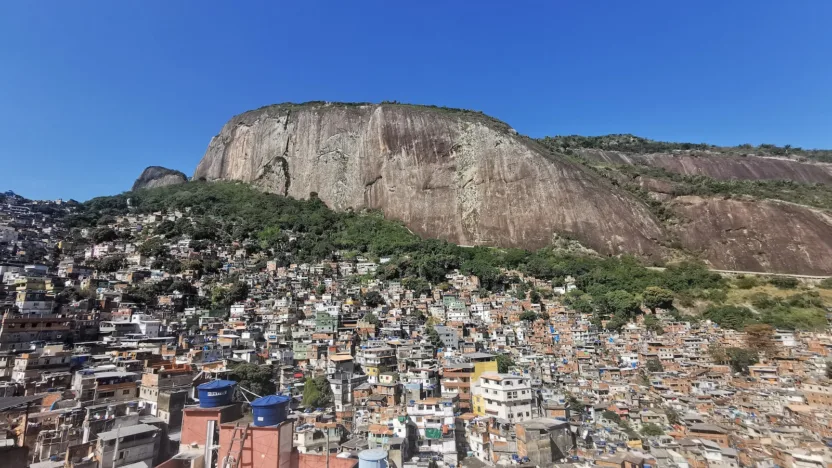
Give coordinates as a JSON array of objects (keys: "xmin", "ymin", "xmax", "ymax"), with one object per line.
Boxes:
[
  {"xmin": 197, "ymin": 380, "xmax": 236, "ymax": 408},
  {"xmin": 358, "ymin": 449, "xmax": 388, "ymax": 468},
  {"xmin": 250, "ymin": 394, "xmax": 291, "ymax": 427}
]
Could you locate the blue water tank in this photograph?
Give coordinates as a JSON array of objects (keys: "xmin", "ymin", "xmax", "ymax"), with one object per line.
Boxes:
[
  {"xmin": 197, "ymin": 380, "xmax": 237, "ymax": 408},
  {"xmin": 358, "ymin": 449, "xmax": 388, "ymax": 468},
  {"xmin": 250, "ymin": 395, "xmax": 291, "ymax": 426}
]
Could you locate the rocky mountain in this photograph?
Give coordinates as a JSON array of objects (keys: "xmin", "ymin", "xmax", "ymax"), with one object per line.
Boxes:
[
  {"xmin": 194, "ymin": 102, "xmax": 668, "ymax": 261},
  {"xmin": 192, "ymin": 102, "xmax": 832, "ymax": 275},
  {"xmin": 132, "ymin": 166, "xmax": 188, "ymax": 191}
]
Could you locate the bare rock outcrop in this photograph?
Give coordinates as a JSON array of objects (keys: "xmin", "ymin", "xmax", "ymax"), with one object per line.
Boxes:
[
  {"xmin": 194, "ymin": 103, "xmax": 667, "ymax": 258},
  {"xmin": 193, "ymin": 102, "xmax": 832, "ymax": 274},
  {"xmin": 668, "ymin": 196, "xmax": 832, "ymax": 275},
  {"xmin": 577, "ymin": 149, "xmax": 832, "ymax": 184},
  {"xmin": 132, "ymin": 166, "xmax": 187, "ymax": 191}
]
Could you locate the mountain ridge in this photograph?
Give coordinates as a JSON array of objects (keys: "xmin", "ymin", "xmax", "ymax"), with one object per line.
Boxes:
[{"xmin": 190, "ymin": 101, "xmax": 832, "ymax": 275}]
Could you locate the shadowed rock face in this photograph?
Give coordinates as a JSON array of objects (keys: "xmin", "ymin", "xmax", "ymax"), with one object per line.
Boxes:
[
  {"xmin": 577, "ymin": 149, "xmax": 832, "ymax": 184},
  {"xmin": 194, "ymin": 103, "xmax": 667, "ymax": 258},
  {"xmin": 668, "ymin": 196, "xmax": 832, "ymax": 275},
  {"xmin": 132, "ymin": 166, "xmax": 187, "ymax": 191}
]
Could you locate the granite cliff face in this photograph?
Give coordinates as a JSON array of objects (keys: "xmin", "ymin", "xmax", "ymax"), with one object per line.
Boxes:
[
  {"xmin": 193, "ymin": 103, "xmax": 832, "ymax": 274},
  {"xmin": 668, "ymin": 196, "xmax": 832, "ymax": 275},
  {"xmin": 132, "ymin": 166, "xmax": 188, "ymax": 191},
  {"xmin": 194, "ymin": 103, "xmax": 667, "ymax": 258}
]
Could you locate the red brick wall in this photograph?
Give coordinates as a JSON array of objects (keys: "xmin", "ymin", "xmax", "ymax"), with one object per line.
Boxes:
[
  {"xmin": 180, "ymin": 405, "xmax": 241, "ymax": 449},
  {"xmin": 218, "ymin": 422, "xmax": 295, "ymax": 468},
  {"xmin": 297, "ymin": 453, "xmax": 358, "ymax": 468}
]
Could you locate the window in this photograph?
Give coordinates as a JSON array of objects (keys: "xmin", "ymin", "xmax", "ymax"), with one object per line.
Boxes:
[{"xmin": 123, "ymin": 389, "xmax": 132, "ymax": 395}]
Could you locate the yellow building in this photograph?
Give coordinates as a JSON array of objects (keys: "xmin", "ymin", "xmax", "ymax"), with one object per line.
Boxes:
[{"xmin": 465, "ymin": 353, "xmax": 498, "ymax": 416}]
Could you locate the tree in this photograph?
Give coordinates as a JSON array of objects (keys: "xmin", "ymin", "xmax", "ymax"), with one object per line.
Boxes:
[
  {"xmin": 363, "ymin": 291, "xmax": 383, "ymax": 308},
  {"xmin": 605, "ymin": 314, "xmax": 629, "ymax": 331},
  {"xmin": 402, "ymin": 277, "xmax": 431, "ymax": 296},
  {"xmin": 496, "ymin": 353, "xmax": 514, "ymax": 373},
  {"xmin": 641, "ymin": 423, "xmax": 664, "ymax": 437},
  {"xmin": 702, "ymin": 305, "xmax": 756, "ymax": 330},
  {"xmin": 365, "ymin": 313, "xmax": 380, "ymax": 326},
  {"xmin": 666, "ymin": 408, "xmax": 681, "ymax": 426},
  {"xmin": 302, "ymin": 376, "xmax": 333, "ymax": 408},
  {"xmin": 139, "ymin": 237, "xmax": 167, "ymax": 257},
  {"xmin": 602, "ymin": 410, "xmax": 621, "ymax": 424},
  {"xmin": 726, "ymin": 347, "xmax": 759, "ymax": 374},
  {"xmin": 643, "ymin": 314, "xmax": 664, "ymax": 334},
  {"xmin": 520, "ymin": 311, "xmax": 539, "ymax": 322},
  {"xmin": 646, "ymin": 358, "xmax": 664, "ymax": 373},
  {"xmin": 529, "ymin": 289, "xmax": 541, "ymax": 304},
  {"xmin": 91, "ymin": 227, "xmax": 118, "ymax": 243},
  {"xmin": 55, "ymin": 287, "xmax": 95, "ymax": 305},
  {"xmin": 230, "ymin": 363, "xmax": 276, "ymax": 396},
  {"xmin": 566, "ymin": 395, "xmax": 585, "ymax": 415},
  {"xmin": 96, "ymin": 254, "xmax": 126, "ymax": 273},
  {"xmin": 745, "ymin": 324, "xmax": 778, "ymax": 358},
  {"xmin": 567, "ymin": 293, "xmax": 594, "ymax": 315},
  {"xmin": 425, "ymin": 325, "xmax": 443, "ymax": 350},
  {"xmin": 602, "ymin": 290, "xmax": 641, "ymax": 317},
  {"xmin": 513, "ymin": 283, "xmax": 529, "ymax": 300},
  {"xmin": 211, "ymin": 282, "xmax": 249, "ymax": 308},
  {"xmin": 826, "ymin": 360, "xmax": 832, "ymax": 380},
  {"xmin": 708, "ymin": 342, "xmax": 728, "ymax": 365},
  {"xmin": 642, "ymin": 287, "xmax": 674, "ymax": 312}
]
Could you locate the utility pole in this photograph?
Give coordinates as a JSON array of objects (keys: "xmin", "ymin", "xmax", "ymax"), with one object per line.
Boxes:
[{"xmin": 325, "ymin": 430, "xmax": 330, "ymax": 468}]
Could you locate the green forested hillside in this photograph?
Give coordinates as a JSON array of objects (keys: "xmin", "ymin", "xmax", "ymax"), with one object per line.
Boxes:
[{"xmin": 69, "ymin": 181, "xmax": 828, "ymax": 330}]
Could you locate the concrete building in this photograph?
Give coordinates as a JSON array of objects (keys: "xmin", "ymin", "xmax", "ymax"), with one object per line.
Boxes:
[
  {"xmin": 516, "ymin": 418, "xmax": 573, "ymax": 465},
  {"xmin": 95, "ymin": 423, "xmax": 161, "ymax": 468},
  {"xmin": 475, "ymin": 372, "xmax": 533, "ymax": 422}
]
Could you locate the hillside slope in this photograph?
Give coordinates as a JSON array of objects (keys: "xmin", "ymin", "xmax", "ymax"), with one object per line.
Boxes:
[
  {"xmin": 194, "ymin": 102, "xmax": 667, "ymax": 259},
  {"xmin": 539, "ymin": 135, "xmax": 832, "ymax": 274}
]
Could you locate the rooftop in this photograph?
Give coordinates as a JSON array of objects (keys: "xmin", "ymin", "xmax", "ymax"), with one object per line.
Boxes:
[{"xmin": 98, "ymin": 423, "xmax": 160, "ymax": 441}]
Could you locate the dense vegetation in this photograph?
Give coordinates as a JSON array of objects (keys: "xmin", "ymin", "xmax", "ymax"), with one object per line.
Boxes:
[
  {"xmin": 70, "ymin": 181, "xmax": 828, "ymax": 330},
  {"xmin": 702, "ymin": 289, "xmax": 827, "ymax": 331},
  {"xmin": 539, "ymin": 134, "xmax": 832, "ymax": 163}
]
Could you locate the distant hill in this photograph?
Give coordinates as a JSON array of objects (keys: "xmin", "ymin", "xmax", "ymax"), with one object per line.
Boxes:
[{"xmin": 132, "ymin": 166, "xmax": 187, "ymax": 191}]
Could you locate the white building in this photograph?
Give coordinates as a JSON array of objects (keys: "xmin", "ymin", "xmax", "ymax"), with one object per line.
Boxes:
[
  {"xmin": 471, "ymin": 303, "xmax": 491, "ymax": 323},
  {"xmin": 130, "ymin": 314, "xmax": 161, "ymax": 338},
  {"xmin": 447, "ymin": 305, "xmax": 470, "ymax": 322},
  {"xmin": 229, "ymin": 303, "xmax": 246, "ymax": 319},
  {"xmin": 475, "ymin": 373, "xmax": 533, "ymax": 422},
  {"xmin": 15, "ymin": 290, "xmax": 53, "ymax": 316}
]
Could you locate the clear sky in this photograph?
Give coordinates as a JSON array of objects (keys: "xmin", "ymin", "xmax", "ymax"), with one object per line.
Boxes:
[{"xmin": 2, "ymin": 1, "xmax": 831, "ymax": 201}]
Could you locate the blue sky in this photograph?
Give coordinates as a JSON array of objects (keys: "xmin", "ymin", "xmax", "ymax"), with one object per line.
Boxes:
[{"xmin": 1, "ymin": 1, "xmax": 831, "ymax": 201}]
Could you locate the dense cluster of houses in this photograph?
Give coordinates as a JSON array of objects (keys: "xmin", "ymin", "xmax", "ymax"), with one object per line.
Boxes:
[{"xmin": 0, "ymin": 193, "xmax": 831, "ymax": 468}]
